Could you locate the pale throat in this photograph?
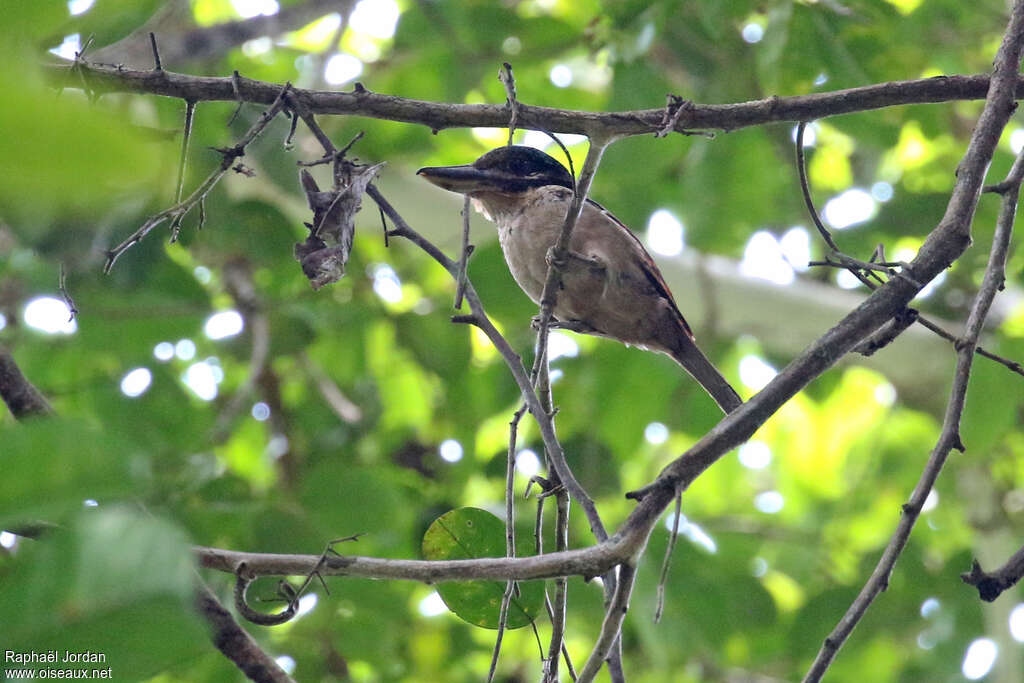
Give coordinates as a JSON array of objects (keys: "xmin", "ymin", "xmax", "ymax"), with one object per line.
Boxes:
[{"xmin": 468, "ymin": 190, "xmax": 534, "ymax": 224}]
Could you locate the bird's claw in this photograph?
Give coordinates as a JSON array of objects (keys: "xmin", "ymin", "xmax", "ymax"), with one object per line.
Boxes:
[
  {"xmin": 545, "ymin": 247, "xmax": 567, "ymax": 270},
  {"xmin": 532, "ymin": 316, "xmax": 599, "ymax": 335},
  {"xmin": 546, "ymin": 248, "xmax": 606, "ymax": 274}
]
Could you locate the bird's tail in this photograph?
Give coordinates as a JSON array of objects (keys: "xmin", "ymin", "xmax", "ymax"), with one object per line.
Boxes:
[{"xmin": 669, "ymin": 338, "xmax": 743, "ymax": 414}]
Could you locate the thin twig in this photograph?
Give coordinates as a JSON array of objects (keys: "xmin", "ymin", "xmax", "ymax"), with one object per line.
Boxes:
[
  {"xmin": 796, "ymin": 121, "xmax": 881, "ymax": 292},
  {"xmin": 500, "ymin": 62, "xmax": 519, "ymax": 146},
  {"xmin": 170, "ymin": 99, "xmax": 197, "ymax": 242},
  {"xmin": 797, "ymin": 121, "xmax": 1024, "ymax": 375},
  {"xmin": 543, "ymin": 487, "xmax": 570, "ymax": 683},
  {"xmin": 488, "ymin": 404, "xmax": 527, "ymax": 683},
  {"xmin": 105, "ymin": 83, "xmax": 293, "ymax": 272},
  {"xmin": 576, "ymin": 564, "xmax": 637, "ymax": 683},
  {"xmin": 541, "ymin": 131, "xmax": 577, "ymax": 188},
  {"xmin": 530, "ymin": 481, "xmax": 576, "ymax": 681},
  {"xmin": 58, "ymin": 263, "xmax": 78, "ymax": 322},
  {"xmin": 655, "ymin": 94, "xmax": 691, "ymax": 138},
  {"xmin": 228, "ymin": 70, "xmax": 245, "ymax": 125},
  {"xmin": 67, "ymin": 37, "xmax": 97, "ymax": 102},
  {"xmin": 76, "ymin": 34, "xmax": 96, "ymax": 61},
  {"xmin": 654, "ymin": 494, "xmax": 682, "ymax": 623},
  {"xmin": 454, "ymin": 195, "xmax": 472, "ymax": 309},
  {"xmin": 284, "ymin": 109, "xmax": 299, "ymax": 149},
  {"xmin": 234, "ymin": 563, "xmax": 298, "ymax": 626},
  {"xmin": 337, "ymin": 130, "xmax": 364, "ymax": 159},
  {"xmin": 377, "ymin": 203, "xmax": 390, "ymax": 247},
  {"xmin": 488, "ymin": 580, "xmax": 515, "ymax": 683},
  {"xmin": 534, "ymin": 363, "xmax": 570, "ymax": 683},
  {"xmin": 285, "ymin": 91, "xmax": 337, "ymax": 155},
  {"xmin": 148, "ymin": 32, "xmax": 162, "ymax": 71}
]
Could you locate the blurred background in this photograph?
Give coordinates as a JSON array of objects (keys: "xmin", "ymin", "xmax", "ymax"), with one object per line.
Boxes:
[{"xmin": 3, "ymin": 1, "xmax": 1024, "ymax": 681}]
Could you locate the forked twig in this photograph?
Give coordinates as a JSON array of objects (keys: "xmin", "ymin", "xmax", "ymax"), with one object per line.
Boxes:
[
  {"xmin": 104, "ymin": 83, "xmax": 293, "ymax": 272},
  {"xmin": 500, "ymin": 62, "xmax": 519, "ymax": 146},
  {"xmin": 796, "ymin": 120, "xmax": 1024, "ymax": 372}
]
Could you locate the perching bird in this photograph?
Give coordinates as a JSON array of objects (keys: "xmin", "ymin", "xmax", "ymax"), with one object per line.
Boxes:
[{"xmin": 417, "ymin": 146, "xmax": 742, "ymax": 414}]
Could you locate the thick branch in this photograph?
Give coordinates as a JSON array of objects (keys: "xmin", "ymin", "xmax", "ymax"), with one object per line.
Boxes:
[{"xmin": 47, "ymin": 62, "xmax": 1024, "ymax": 137}]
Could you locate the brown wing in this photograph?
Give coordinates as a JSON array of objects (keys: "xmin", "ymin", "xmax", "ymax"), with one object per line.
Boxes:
[{"xmin": 585, "ymin": 199, "xmax": 694, "ymax": 339}]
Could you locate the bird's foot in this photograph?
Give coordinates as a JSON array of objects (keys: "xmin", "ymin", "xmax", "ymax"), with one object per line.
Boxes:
[
  {"xmin": 544, "ymin": 247, "xmax": 566, "ymax": 270},
  {"xmin": 531, "ymin": 316, "xmax": 599, "ymax": 335},
  {"xmin": 545, "ymin": 248, "xmax": 606, "ymax": 274}
]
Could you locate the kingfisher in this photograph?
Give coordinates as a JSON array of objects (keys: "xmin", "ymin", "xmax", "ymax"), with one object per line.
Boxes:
[{"xmin": 418, "ymin": 145, "xmax": 742, "ymax": 414}]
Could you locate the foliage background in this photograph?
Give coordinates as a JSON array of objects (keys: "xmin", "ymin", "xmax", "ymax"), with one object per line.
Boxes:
[{"xmin": 3, "ymin": 0, "xmax": 1024, "ymax": 681}]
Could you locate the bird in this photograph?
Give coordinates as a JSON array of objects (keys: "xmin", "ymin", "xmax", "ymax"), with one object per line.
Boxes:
[{"xmin": 417, "ymin": 145, "xmax": 742, "ymax": 414}]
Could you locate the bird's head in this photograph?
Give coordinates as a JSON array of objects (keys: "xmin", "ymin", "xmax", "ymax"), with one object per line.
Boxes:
[{"xmin": 417, "ymin": 146, "xmax": 574, "ymax": 196}]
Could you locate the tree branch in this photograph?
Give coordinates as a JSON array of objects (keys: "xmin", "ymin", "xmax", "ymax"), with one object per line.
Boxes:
[
  {"xmin": 576, "ymin": 563, "xmax": 637, "ymax": 683},
  {"xmin": 46, "ymin": 62, "xmax": 1024, "ymax": 137},
  {"xmin": 195, "ymin": 541, "xmax": 627, "ymax": 582}
]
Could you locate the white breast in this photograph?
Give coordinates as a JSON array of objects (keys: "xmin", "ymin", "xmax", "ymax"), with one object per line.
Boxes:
[{"xmin": 489, "ymin": 187, "xmax": 573, "ymax": 305}]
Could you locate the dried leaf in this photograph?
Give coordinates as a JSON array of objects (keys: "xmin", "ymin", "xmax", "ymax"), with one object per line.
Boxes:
[{"xmin": 295, "ymin": 161, "xmax": 385, "ymax": 289}]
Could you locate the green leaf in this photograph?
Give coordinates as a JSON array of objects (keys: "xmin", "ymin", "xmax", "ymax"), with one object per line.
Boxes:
[
  {"xmin": 421, "ymin": 507, "xmax": 543, "ymax": 629},
  {"xmin": 67, "ymin": 0, "xmax": 165, "ymax": 48},
  {"xmin": 0, "ymin": 419, "xmax": 138, "ymax": 527},
  {"xmin": 0, "ymin": 70, "xmax": 154, "ymax": 226},
  {"xmin": 1, "ymin": 507, "xmax": 206, "ymax": 678},
  {"xmin": 1, "ymin": 0, "xmax": 67, "ymax": 49}
]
